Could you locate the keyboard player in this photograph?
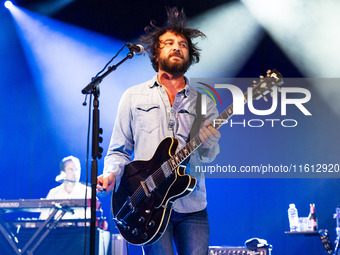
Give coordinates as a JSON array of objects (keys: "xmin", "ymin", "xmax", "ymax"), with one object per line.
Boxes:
[{"xmin": 39, "ymin": 156, "xmax": 91, "ymax": 219}]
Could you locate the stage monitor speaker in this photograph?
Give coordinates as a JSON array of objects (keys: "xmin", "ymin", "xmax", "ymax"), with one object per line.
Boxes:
[
  {"xmin": 209, "ymin": 246, "xmax": 272, "ymax": 255},
  {"xmin": 111, "ymin": 234, "xmax": 128, "ymax": 255}
]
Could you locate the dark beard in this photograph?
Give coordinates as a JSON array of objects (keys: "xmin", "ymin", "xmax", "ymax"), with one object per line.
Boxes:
[{"xmin": 158, "ymin": 56, "xmax": 190, "ymax": 76}]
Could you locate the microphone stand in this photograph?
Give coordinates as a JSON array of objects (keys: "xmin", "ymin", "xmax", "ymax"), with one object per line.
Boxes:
[{"xmin": 82, "ymin": 50, "xmax": 134, "ymax": 255}]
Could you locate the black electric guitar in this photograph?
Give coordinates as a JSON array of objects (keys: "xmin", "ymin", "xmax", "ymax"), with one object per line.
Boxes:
[{"xmin": 112, "ymin": 70, "xmax": 283, "ymax": 245}]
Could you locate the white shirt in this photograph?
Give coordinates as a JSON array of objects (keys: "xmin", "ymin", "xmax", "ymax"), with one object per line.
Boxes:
[{"xmin": 39, "ymin": 182, "xmax": 91, "ymax": 220}]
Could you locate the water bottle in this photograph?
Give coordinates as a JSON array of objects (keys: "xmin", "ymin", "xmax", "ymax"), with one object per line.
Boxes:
[{"xmin": 288, "ymin": 204, "xmax": 300, "ymax": 232}]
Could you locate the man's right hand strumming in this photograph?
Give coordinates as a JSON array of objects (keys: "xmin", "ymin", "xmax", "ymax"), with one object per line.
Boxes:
[{"xmin": 97, "ymin": 173, "xmax": 116, "ymax": 195}]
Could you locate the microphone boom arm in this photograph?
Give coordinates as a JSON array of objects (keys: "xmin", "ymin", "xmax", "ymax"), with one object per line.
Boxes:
[{"xmin": 81, "ymin": 51, "xmax": 134, "ymax": 94}]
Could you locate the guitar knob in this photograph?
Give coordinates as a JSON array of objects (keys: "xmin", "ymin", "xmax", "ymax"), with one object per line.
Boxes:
[
  {"xmin": 141, "ymin": 232, "xmax": 148, "ymax": 240},
  {"xmin": 132, "ymin": 228, "xmax": 139, "ymax": 236},
  {"xmin": 148, "ymin": 221, "xmax": 155, "ymax": 228},
  {"xmin": 139, "ymin": 217, "xmax": 145, "ymax": 224}
]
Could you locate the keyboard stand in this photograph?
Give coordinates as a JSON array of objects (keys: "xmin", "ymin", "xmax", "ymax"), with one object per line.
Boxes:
[{"xmin": 0, "ymin": 204, "xmax": 73, "ymax": 255}]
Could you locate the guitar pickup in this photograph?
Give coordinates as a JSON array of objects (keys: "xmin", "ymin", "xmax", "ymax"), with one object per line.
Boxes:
[
  {"xmin": 161, "ymin": 162, "xmax": 172, "ymax": 177},
  {"xmin": 141, "ymin": 180, "xmax": 152, "ymax": 197}
]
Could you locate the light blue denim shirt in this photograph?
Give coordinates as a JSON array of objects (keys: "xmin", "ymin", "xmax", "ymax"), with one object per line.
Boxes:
[{"xmin": 104, "ymin": 75, "xmax": 220, "ymax": 213}]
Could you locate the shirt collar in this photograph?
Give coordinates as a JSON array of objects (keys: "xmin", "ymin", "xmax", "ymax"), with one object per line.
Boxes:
[{"xmin": 149, "ymin": 75, "xmax": 190, "ymax": 97}]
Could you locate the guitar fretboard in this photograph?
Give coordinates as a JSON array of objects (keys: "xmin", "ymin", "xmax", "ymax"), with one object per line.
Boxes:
[{"xmin": 166, "ymin": 102, "xmax": 235, "ymax": 172}]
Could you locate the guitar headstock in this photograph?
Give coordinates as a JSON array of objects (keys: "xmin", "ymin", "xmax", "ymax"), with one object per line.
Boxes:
[{"xmin": 251, "ymin": 69, "xmax": 283, "ymax": 101}]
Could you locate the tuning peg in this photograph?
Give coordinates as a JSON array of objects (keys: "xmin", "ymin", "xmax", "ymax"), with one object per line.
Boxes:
[{"xmin": 259, "ymin": 75, "xmax": 264, "ymax": 79}]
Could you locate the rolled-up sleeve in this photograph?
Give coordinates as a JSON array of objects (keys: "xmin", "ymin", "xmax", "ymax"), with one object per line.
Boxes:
[{"xmin": 103, "ymin": 89, "xmax": 134, "ymax": 188}]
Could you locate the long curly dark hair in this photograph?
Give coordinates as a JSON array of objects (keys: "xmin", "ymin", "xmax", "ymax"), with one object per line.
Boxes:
[{"xmin": 140, "ymin": 7, "xmax": 206, "ymax": 72}]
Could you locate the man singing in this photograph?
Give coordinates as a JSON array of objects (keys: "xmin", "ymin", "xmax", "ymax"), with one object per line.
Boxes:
[{"xmin": 97, "ymin": 7, "xmax": 220, "ymax": 255}]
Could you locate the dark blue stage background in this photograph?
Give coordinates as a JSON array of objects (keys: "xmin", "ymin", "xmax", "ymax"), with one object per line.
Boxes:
[{"xmin": 1, "ymin": 1, "xmax": 340, "ymax": 254}]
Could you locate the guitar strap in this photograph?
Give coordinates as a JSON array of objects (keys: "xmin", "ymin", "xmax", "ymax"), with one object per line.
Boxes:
[
  {"xmin": 181, "ymin": 92, "xmax": 204, "ymax": 166},
  {"xmin": 188, "ymin": 91, "xmax": 204, "ymax": 142}
]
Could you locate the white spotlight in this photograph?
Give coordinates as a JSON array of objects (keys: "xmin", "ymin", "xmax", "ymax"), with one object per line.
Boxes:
[
  {"xmin": 4, "ymin": 1, "xmax": 13, "ymax": 9},
  {"xmin": 188, "ymin": 2, "xmax": 263, "ymax": 78}
]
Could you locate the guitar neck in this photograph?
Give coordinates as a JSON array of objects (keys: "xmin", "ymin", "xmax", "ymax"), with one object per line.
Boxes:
[{"xmin": 166, "ymin": 101, "xmax": 237, "ymax": 171}]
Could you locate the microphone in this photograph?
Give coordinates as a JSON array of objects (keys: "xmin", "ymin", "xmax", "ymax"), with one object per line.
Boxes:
[
  {"xmin": 126, "ymin": 43, "xmax": 146, "ymax": 54},
  {"xmin": 55, "ymin": 172, "xmax": 76, "ymax": 183},
  {"xmin": 55, "ymin": 172, "xmax": 66, "ymax": 182}
]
